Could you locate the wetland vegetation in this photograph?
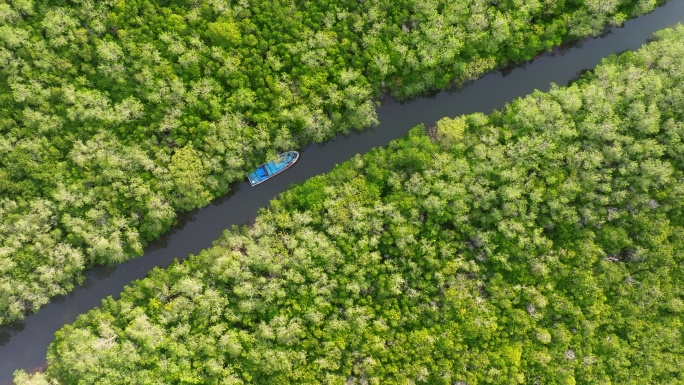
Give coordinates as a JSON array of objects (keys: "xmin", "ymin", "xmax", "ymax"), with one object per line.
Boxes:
[{"xmin": 16, "ymin": 24, "xmax": 684, "ymax": 384}]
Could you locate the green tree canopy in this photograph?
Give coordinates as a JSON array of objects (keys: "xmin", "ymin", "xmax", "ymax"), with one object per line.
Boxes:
[{"xmin": 19, "ymin": 25, "xmax": 684, "ymax": 384}]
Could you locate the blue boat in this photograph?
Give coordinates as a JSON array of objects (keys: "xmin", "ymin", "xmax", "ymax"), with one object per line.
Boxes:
[{"xmin": 248, "ymin": 151, "xmax": 299, "ymax": 186}]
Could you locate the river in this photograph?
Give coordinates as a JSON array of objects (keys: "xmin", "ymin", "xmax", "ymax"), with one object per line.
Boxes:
[{"xmin": 1, "ymin": 1, "xmax": 683, "ymax": 382}]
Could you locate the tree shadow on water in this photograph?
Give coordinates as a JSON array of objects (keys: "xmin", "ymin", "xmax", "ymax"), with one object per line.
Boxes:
[{"xmin": 0, "ymin": 321, "xmax": 25, "ymax": 347}]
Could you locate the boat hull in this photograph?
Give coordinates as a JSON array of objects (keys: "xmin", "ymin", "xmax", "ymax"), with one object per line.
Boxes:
[{"xmin": 248, "ymin": 151, "xmax": 299, "ymax": 186}]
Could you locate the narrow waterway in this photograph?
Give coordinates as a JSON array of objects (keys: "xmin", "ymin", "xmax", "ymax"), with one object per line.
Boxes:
[{"xmin": 2, "ymin": 2, "xmax": 684, "ymax": 382}]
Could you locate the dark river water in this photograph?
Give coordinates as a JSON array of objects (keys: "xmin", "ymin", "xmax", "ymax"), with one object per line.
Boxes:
[{"xmin": 2, "ymin": 1, "xmax": 684, "ymax": 382}]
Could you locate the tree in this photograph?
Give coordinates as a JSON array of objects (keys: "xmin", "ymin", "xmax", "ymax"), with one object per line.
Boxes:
[{"xmin": 167, "ymin": 145, "xmax": 212, "ymax": 210}]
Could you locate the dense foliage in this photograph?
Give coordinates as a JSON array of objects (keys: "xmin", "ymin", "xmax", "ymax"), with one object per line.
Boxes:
[
  {"xmin": 18, "ymin": 25, "xmax": 684, "ymax": 384},
  {"xmin": 0, "ymin": 0, "xmax": 660, "ymax": 326}
]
